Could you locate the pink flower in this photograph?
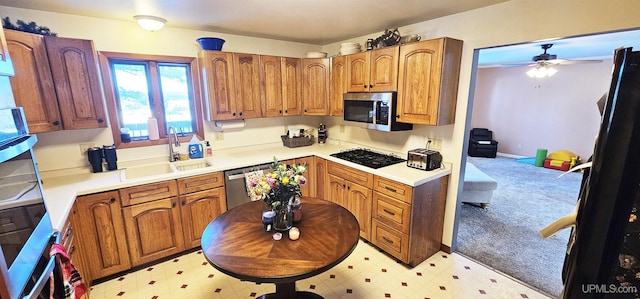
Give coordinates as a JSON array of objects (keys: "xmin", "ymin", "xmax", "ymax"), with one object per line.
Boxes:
[{"xmin": 266, "ymin": 177, "xmax": 277, "ymax": 187}]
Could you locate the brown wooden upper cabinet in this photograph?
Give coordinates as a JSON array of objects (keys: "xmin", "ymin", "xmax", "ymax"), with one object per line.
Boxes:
[
  {"xmin": 0, "ymin": 27, "xmax": 14, "ymax": 76},
  {"xmin": 199, "ymin": 51, "xmax": 262, "ymax": 121},
  {"xmin": 301, "ymin": 58, "xmax": 330, "ymax": 115},
  {"xmin": 260, "ymin": 56, "xmax": 302, "ymax": 117},
  {"xmin": 5, "ymin": 30, "xmax": 107, "ymax": 133},
  {"xmin": 346, "ymin": 46, "xmax": 399, "ymax": 92},
  {"xmin": 396, "ymin": 37, "xmax": 463, "ymax": 125},
  {"xmin": 330, "ymin": 55, "xmax": 347, "ymax": 116}
]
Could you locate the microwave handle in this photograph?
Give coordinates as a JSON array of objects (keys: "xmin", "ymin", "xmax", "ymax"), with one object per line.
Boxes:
[{"xmin": 372, "ymin": 100, "xmax": 379, "ymax": 124}]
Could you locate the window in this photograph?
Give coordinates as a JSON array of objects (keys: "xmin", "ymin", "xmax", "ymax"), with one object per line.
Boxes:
[{"xmin": 98, "ymin": 52, "xmax": 204, "ymax": 148}]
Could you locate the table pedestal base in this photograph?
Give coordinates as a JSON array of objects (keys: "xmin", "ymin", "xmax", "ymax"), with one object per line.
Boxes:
[{"xmin": 257, "ymin": 282, "xmax": 323, "ymax": 299}]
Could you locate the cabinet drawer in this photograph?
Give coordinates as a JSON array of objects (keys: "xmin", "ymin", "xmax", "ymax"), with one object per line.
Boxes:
[
  {"xmin": 120, "ymin": 180, "xmax": 178, "ymax": 206},
  {"xmin": 374, "ymin": 176, "xmax": 413, "ymax": 203},
  {"xmin": 373, "ymin": 192, "xmax": 411, "ymax": 234},
  {"xmin": 177, "ymin": 172, "xmax": 224, "ymax": 194},
  {"xmin": 327, "ymin": 161, "xmax": 373, "ymax": 188},
  {"xmin": 60, "ymin": 218, "xmax": 73, "ymax": 247},
  {"xmin": 372, "ymin": 219, "xmax": 409, "ymax": 262}
]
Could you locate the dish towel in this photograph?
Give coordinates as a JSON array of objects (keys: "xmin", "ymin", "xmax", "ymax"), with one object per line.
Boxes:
[
  {"xmin": 49, "ymin": 243, "xmax": 88, "ymax": 299},
  {"xmin": 245, "ymin": 170, "xmax": 264, "ymax": 201}
]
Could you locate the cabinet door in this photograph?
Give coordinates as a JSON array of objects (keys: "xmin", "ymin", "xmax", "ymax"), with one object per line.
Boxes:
[
  {"xmin": 281, "ymin": 57, "xmax": 302, "ymax": 116},
  {"xmin": 327, "ymin": 174, "xmax": 347, "ymax": 208},
  {"xmin": 347, "ymin": 182, "xmax": 372, "ymax": 240},
  {"xmin": 180, "ymin": 188, "xmax": 226, "ymax": 249},
  {"xmin": 369, "ymin": 46, "xmax": 399, "ymax": 92},
  {"xmin": 74, "ymin": 191, "xmax": 131, "ymax": 279},
  {"xmin": 330, "ymin": 55, "xmax": 346, "ymax": 116},
  {"xmin": 199, "ymin": 51, "xmax": 237, "ymax": 121},
  {"xmin": 233, "ymin": 53, "xmax": 262, "ymax": 119},
  {"xmin": 397, "ymin": 38, "xmax": 462, "ymax": 125},
  {"xmin": 294, "ymin": 156, "xmax": 314, "ymax": 198},
  {"xmin": 44, "ymin": 36, "xmax": 107, "ymax": 130},
  {"xmin": 5, "ymin": 30, "xmax": 62, "ymax": 133},
  {"xmin": 0, "ymin": 27, "xmax": 13, "ymax": 76},
  {"xmin": 123, "ymin": 197, "xmax": 185, "ymax": 266},
  {"xmin": 301, "ymin": 58, "xmax": 330, "ymax": 115},
  {"xmin": 346, "ymin": 52, "xmax": 369, "ymax": 92},
  {"xmin": 313, "ymin": 157, "xmax": 327, "ymax": 200},
  {"xmin": 260, "ymin": 55, "xmax": 283, "ymax": 117}
]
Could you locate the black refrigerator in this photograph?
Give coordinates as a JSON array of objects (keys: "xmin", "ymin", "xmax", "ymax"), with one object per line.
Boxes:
[{"xmin": 561, "ymin": 47, "xmax": 640, "ymax": 298}]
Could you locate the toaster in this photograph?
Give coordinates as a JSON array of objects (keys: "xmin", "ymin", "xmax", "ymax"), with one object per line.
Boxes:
[{"xmin": 407, "ymin": 148, "xmax": 442, "ymax": 171}]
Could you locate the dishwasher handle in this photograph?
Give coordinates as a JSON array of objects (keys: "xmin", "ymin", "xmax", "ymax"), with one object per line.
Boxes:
[
  {"xmin": 225, "ymin": 164, "xmax": 272, "ymax": 181},
  {"xmin": 227, "ymin": 173, "xmax": 248, "ymax": 181}
]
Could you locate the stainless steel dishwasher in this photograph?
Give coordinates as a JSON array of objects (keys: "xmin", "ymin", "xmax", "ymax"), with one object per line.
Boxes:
[{"xmin": 224, "ymin": 163, "xmax": 272, "ymax": 210}]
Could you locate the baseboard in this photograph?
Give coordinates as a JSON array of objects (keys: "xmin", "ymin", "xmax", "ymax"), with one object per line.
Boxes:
[
  {"xmin": 496, "ymin": 152, "xmax": 526, "ymax": 159},
  {"xmin": 440, "ymin": 243, "xmax": 452, "ymax": 254}
]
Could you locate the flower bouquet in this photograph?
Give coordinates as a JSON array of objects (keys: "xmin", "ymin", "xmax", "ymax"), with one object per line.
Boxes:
[{"xmin": 249, "ymin": 157, "xmax": 307, "ymax": 230}]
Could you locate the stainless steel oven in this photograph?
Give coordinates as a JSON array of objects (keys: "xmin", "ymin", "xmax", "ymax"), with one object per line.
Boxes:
[{"xmin": 0, "ymin": 108, "xmax": 55, "ymax": 299}]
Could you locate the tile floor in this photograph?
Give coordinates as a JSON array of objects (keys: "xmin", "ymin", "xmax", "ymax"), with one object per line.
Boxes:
[{"xmin": 89, "ymin": 241, "xmax": 553, "ymax": 299}]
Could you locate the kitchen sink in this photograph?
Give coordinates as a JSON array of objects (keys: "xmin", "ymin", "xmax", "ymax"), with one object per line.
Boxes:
[
  {"xmin": 120, "ymin": 160, "xmax": 213, "ymax": 181},
  {"xmin": 172, "ymin": 160, "xmax": 213, "ymax": 171},
  {"xmin": 121, "ymin": 162, "xmax": 176, "ymax": 180}
]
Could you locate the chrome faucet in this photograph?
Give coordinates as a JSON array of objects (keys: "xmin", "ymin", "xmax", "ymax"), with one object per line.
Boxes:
[{"xmin": 168, "ymin": 127, "xmax": 181, "ymax": 162}]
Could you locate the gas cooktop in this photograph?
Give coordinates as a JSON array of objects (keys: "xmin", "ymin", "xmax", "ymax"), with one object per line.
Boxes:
[{"xmin": 330, "ymin": 148, "xmax": 405, "ymax": 169}]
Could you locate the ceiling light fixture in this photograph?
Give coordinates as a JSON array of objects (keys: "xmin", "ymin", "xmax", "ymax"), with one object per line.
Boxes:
[
  {"xmin": 526, "ymin": 64, "xmax": 557, "ymax": 78},
  {"xmin": 133, "ymin": 15, "xmax": 166, "ymax": 31}
]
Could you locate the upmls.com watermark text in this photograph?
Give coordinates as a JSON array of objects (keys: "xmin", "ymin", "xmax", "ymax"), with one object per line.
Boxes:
[{"xmin": 582, "ymin": 284, "xmax": 638, "ymax": 294}]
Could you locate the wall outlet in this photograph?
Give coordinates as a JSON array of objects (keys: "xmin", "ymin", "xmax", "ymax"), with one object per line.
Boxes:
[
  {"xmin": 427, "ymin": 138, "xmax": 442, "ymax": 151},
  {"xmin": 79, "ymin": 143, "xmax": 95, "ymax": 154},
  {"xmin": 214, "ymin": 132, "xmax": 224, "ymax": 141}
]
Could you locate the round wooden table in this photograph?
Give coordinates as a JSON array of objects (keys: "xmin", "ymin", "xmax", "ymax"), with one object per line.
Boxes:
[{"xmin": 201, "ymin": 197, "xmax": 360, "ymax": 299}]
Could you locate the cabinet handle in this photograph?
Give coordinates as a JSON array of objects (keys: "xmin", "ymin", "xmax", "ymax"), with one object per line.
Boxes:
[
  {"xmin": 363, "ymin": 85, "xmax": 367, "ymax": 88},
  {"xmin": 395, "ymin": 114, "xmax": 400, "ymax": 119},
  {"xmin": 110, "ymin": 197, "xmax": 116, "ymax": 203},
  {"xmin": 232, "ymin": 112, "xmax": 236, "ymax": 116},
  {"xmin": 385, "ymin": 186, "xmax": 397, "ymax": 192},
  {"xmin": 69, "ymin": 245, "xmax": 75, "ymax": 255},
  {"xmin": 53, "ymin": 120, "xmax": 60, "ymax": 126},
  {"xmin": 172, "ymin": 202, "xmax": 177, "ymax": 207},
  {"xmin": 369, "ymin": 84, "xmax": 373, "ymax": 88},
  {"xmin": 239, "ymin": 112, "xmax": 243, "ymax": 116},
  {"xmin": 383, "ymin": 209, "xmax": 396, "ymax": 216},
  {"xmin": 382, "ymin": 236, "xmax": 394, "ymax": 244},
  {"xmin": 284, "ymin": 110, "xmax": 288, "ymax": 113},
  {"xmin": 181, "ymin": 200, "xmax": 186, "ymax": 206},
  {"xmin": 342, "ymin": 184, "xmax": 346, "ymax": 188},
  {"xmin": 65, "ymin": 227, "xmax": 72, "ymax": 237},
  {"xmin": 304, "ymin": 109, "xmax": 307, "ymax": 112},
  {"xmin": 279, "ymin": 110, "xmax": 282, "ymax": 114},
  {"xmin": 98, "ymin": 118, "xmax": 104, "ymax": 123}
]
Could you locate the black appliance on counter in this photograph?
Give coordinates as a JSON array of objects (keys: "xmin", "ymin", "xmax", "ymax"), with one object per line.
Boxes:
[
  {"xmin": 0, "ymin": 107, "xmax": 55, "ymax": 299},
  {"xmin": 330, "ymin": 148, "xmax": 405, "ymax": 169},
  {"xmin": 407, "ymin": 148, "xmax": 442, "ymax": 171},
  {"xmin": 559, "ymin": 48, "xmax": 640, "ymax": 298}
]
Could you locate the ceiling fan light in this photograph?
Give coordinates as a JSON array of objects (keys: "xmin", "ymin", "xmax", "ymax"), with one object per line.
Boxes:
[
  {"xmin": 134, "ymin": 15, "xmax": 166, "ymax": 31},
  {"xmin": 527, "ymin": 65, "xmax": 557, "ymax": 78}
]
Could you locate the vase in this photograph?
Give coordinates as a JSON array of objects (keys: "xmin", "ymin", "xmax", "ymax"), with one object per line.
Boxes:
[{"xmin": 272, "ymin": 206, "xmax": 293, "ymax": 231}]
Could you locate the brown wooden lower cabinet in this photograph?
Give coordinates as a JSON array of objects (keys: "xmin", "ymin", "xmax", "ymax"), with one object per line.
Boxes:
[
  {"xmin": 73, "ymin": 173, "xmax": 227, "ymax": 282},
  {"xmin": 62, "ymin": 210, "xmax": 91, "ymax": 296},
  {"xmin": 180, "ymin": 187, "xmax": 226, "ymax": 249},
  {"xmin": 122, "ymin": 197, "xmax": 185, "ymax": 266},
  {"xmin": 72, "ymin": 191, "xmax": 131, "ymax": 280},
  {"xmin": 326, "ymin": 162, "xmax": 373, "ymax": 240}
]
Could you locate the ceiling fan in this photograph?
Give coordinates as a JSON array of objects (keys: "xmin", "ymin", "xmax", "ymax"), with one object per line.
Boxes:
[{"xmin": 504, "ymin": 43, "xmax": 603, "ymax": 68}]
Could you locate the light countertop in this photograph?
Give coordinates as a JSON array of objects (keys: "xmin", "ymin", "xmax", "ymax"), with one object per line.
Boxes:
[{"xmin": 40, "ymin": 142, "xmax": 452, "ymax": 230}]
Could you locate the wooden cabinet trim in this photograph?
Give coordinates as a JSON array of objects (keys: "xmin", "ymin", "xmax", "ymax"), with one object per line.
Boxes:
[
  {"xmin": 119, "ymin": 180, "xmax": 178, "ymax": 206},
  {"xmin": 177, "ymin": 172, "xmax": 224, "ymax": 194},
  {"xmin": 327, "ymin": 161, "xmax": 373, "ymax": 188}
]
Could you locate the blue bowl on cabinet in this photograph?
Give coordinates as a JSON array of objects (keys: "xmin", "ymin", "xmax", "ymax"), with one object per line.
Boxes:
[{"xmin": 197, "ymin": 37, "xmax": 225, "ymax": 51}]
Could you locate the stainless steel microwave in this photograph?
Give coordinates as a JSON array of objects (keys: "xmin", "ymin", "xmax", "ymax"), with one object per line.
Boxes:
[{"xmin": 343, "ymin": 92, "xmax": 413, "ymax": 132}]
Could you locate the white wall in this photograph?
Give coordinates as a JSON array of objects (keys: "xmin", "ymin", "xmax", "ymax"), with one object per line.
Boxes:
[
  {"xmin": 3, "ymin": 0, "xmax": 640, "ymax": 249},
  {"xmin": 472, "ymin": 60, "xmax": 612, "ymax": 160}
]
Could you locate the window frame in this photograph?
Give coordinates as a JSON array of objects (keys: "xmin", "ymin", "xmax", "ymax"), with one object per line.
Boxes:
[{"xmin": 98, "ymin": 51, "xmax": 204, "ymax": 149}]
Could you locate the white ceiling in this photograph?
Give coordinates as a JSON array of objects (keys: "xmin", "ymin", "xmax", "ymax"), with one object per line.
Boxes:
[
  {"xmin": 1, "ymin": 0, "xmax": 639, "ymax": 66},
  {"xmin": 0, "ymin": 0, "xmax": 508, "ymax": 45}
]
